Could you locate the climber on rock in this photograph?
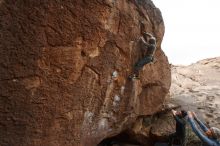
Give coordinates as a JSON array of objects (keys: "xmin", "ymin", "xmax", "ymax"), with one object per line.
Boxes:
[
  {"xmin": 188, "ymin": 111, "xmax": 220, "ymax": 146},
  {"xmin": 168, "ymin": 109, "xmax": 187, "ymax": 146},
  {"xmin": 129, "ymin": 30, "xmax": 157, "ymax": 79}
]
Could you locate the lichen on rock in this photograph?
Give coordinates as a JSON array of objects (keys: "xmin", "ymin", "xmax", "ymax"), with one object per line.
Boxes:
[{"xmin": 0, "ymin": 0, "xmax": 171, "ymax": 146}]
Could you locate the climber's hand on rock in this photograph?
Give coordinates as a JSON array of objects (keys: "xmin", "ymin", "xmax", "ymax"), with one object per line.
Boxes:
[
  {"xmin": 192, "ymin": 111, "xmax": 197, "ymax": 117},
  {"xmin": 172, "ymin": 109, "xmax": 177, "ymax": 115},
  {"xmin": 188, "ymin": 111, "xmax": 193, "ymax": 118}
]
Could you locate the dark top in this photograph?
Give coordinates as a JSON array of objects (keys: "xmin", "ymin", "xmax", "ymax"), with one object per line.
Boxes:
[
  {"xmin": 174, "ymin": 115, "xmax": 186, "ymax": 138},
  {"xmin": 145, "ymin": 44, "xmax": 156, "ymax": 57},
  {"xmin": 140, "ymin": 38, "xmax": 156, "ymax": 57}
]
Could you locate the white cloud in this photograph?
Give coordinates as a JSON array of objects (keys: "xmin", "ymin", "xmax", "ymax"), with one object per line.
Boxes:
[{"xmin": 152, "ymin": 0, "xmax": 220, "ymax": 65}]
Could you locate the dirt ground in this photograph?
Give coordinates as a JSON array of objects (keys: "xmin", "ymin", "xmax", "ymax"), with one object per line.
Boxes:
[{"xmin": 170, "ymin": 57, "xmax": 220, "ymax": 128}]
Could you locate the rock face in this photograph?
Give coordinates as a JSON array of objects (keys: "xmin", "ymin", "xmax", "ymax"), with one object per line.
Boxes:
[{"xmin": 0, "ymin": 0, "xmax": 171, "ymax": 146}]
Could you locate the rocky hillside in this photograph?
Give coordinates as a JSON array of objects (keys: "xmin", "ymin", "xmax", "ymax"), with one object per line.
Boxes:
[
  {"xmin": 0, "ymin": 0, "xmax": 170, "ymax": 146},
  {"xmin": 170, "ymin": 57, "xmax": 220, "ymax": 128},
  {"xmin": 142, "ymin": 57, "xmax": 220, "ymax": 146}
]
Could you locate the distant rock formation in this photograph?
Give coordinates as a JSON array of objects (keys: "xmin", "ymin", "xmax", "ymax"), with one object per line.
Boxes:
[
  {"xmin": 149, "ymin": 57, "xmax": 220, "ymax": 144},
  {"xmin": 171, "ymin": 57, "xmax": 220, "ymax": 128},
  {"xmin": 0, "ymin": 0, "xmax": 170, "ymax": 146}
]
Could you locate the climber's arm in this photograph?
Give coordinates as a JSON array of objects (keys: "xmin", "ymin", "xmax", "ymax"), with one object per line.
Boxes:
[
  {"xmin": 172, "ymin": 110, "xmax": 185, "ymax": 125},
  {"xmin": 188, "ymin": 112, "xmax": 217, "ymax": 146},
  {"xmin": 139, "ymin": 37, "xmax": 149, "ymax": 50},
  {"xmin": 174, "ymin": 115, "xmax": 185, "ymax": 125},
  {"xmin": 192, "ymin": 112, "xmax": 209, "ymax": 132}
]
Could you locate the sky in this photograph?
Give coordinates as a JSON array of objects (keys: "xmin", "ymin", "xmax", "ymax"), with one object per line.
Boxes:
[{"xmin": 152, "ymin": 0, "xmax": 220, "ymax": 65}]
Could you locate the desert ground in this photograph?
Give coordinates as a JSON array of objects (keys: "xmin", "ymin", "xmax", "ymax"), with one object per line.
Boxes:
[{"xmin": 169, "ymin": 57, "xmax": 220, "ymax": 128}]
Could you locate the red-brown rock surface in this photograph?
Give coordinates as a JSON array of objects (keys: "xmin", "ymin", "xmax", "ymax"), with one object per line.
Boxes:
[{"xmin": 0, "ymin": 0, "xmax": 171, "ymax": 146}]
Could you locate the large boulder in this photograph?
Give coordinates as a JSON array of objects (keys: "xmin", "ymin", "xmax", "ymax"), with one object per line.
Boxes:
[{"xmin": 0, "ymin": 0, "xmax": 171, "ymax": 146}]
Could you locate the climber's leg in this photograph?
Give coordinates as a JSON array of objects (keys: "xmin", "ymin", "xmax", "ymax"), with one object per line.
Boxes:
[
  {"xmin": 168, "ymin": 133, "xmax": 176, "ymax": 146},
  {"xmin": 179, "ymin": 136, "xmax": 186, "ymax": 146},
  {"xmin": 133, "ymin": 56, "xmax": 152, "ymax": 76}
]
